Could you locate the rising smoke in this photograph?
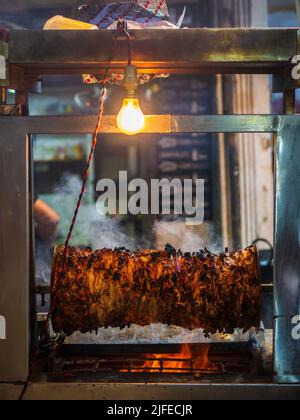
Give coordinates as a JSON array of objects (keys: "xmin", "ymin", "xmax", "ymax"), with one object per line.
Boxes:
[{"xmin": 35, "ymin": 174, "xmax": 222, "ymax": 286}]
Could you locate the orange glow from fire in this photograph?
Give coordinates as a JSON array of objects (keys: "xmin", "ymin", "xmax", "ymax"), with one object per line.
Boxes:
[{"xmin": 125, "ymin": 344, "xmax": 221, "ymax": 374}]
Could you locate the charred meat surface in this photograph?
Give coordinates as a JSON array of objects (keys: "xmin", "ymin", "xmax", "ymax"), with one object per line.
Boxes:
[{"xmin": 51, "ymin": 245, "xmax": 261, "ymax": 335}]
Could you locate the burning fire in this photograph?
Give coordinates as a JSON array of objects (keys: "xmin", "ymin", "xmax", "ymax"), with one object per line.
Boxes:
[{"xmin": 131, "ymin": 344, "xmax": 221, "ymax": 374}]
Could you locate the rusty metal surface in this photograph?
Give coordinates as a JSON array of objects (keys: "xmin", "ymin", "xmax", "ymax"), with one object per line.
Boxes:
[{"xmin": 8, "ymin": 29, "xmax": 297, "ymax": 77}]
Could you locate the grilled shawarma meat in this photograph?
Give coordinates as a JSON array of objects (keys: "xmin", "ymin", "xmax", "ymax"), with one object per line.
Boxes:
[{"xmin": 51, "ymin": 245, "xmax": 261, "ymax": 335}]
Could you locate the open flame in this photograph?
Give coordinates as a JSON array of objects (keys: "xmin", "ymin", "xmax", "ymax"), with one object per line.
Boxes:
[{"xmin": 129, "ymin": 344, "xmax": 221, "ymax": 374}]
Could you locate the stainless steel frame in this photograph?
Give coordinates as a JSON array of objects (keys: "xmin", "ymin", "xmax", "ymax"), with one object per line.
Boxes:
[
  {"xmin": 1, "ymin": 28, "xmax": 300, "ymax": 399},
  {"xmin": 7, "ymin": 29, "xmax": 300, "ymax": 104},
  {"xmin": 8, "ymin": 29, "xmax": 300, "ymax": 76},
  {"xmin": 0, "ymin": 115, "xmax": 300, "ymax": 387}
]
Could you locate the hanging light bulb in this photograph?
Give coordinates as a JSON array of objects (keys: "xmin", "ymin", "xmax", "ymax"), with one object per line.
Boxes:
[
  {"xmin": 117, "ymin": 97, "xmax": 145, "ymax": 136},
  {"xmin": 117, "ymin": 65, "xmax": 145, "ymax": 136}
]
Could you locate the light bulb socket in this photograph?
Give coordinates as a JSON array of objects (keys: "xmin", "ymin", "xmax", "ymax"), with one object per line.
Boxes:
[{"xmin": 123, "ymin": 65, "xmax": 138, "ymax": 98}]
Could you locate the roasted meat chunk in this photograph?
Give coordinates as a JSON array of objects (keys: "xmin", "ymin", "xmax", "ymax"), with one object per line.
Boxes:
[{"xmin": 51, "ymin": 245, "xmax": 261, "ymax": 335}]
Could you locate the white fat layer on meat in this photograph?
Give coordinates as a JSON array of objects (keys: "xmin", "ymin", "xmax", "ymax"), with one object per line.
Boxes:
[{"xmin": 64, "ymin": 323, "xmax": 262, "ymax": 345}]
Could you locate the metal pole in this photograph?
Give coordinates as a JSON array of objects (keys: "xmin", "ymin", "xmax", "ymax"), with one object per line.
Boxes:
[{"xmin": 274, "ymin": 118, "xmax": 300, "ymax": 383}]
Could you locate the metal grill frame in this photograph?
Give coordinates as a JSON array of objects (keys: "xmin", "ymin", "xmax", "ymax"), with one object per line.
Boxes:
[
  {"xmin": 0, "ymin": 29, "xmax": 300, "ymax": 394},
  {"xmin": 0, "ymin": 114, "xmax": 300, "ymax": 383},
  {"xmin": 49, "ymin": 342, "xmax": 254, "ymax": 377}
]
